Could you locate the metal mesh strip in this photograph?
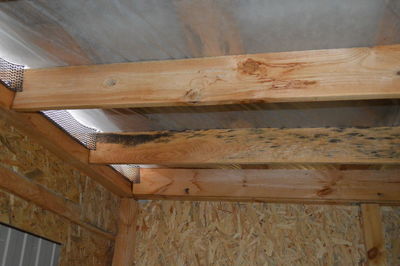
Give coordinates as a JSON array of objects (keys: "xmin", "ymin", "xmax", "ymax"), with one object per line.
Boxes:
[
  {"xmin": 42, "ymin": 110, "xmax": 140, "ymax": 182},
  {"xmin": 111, "ymin": 165, "xmax": 140, "ymax": 183},
  {"xmin": 0, "ymin": 58, "xmax": 24, "ymax": 92},
  {"xmin": 42, "ymin": 110, "xmax": 98, "ymax": 150}
]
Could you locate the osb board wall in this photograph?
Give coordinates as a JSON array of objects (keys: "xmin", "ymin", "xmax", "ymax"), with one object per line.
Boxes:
[
  {"xmin": 382, "ymin": 206, "xmax": 400, "ymax": 266},
  {"xmin": 136, "ymin": 201, "xmax": 366, "ymax": 265},
  {"xmin": 0, "ymin": 118, "xmax": 119, "ymax": 264},
  {"xmin": 0, "ymin": 188, "xmax": 114, "ymax": 265}
]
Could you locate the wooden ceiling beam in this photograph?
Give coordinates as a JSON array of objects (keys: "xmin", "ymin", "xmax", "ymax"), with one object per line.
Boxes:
[
  {"xmin": 12, "ymin": 45, "xmax": 400, "ymax": 111},
  {"xmin": 0, "ymin": 83, "xmax": 15, "ymax": 109},
  {"xmin": 0, "ymin": 84, "xmax": 133, "ymax": 197},
  {"xmin": 90, "ymin": 127, "xmax": 400, "ymax": 165},
  {"xmin": 134, "ymin": 168, "xmax": 400, "ymax": 205}
]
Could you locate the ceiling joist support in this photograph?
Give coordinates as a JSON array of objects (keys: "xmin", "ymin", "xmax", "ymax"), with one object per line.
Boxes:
[
  {"xmin": 12, "ymin": 45, "xmax": 400, "ymax": 111},
  {"xmin": 134, "ymin": 168, "xmax": 400, "ymax": 205},
  {"xmin": 90, "ymin": 127, "xmax": 400, "ymax": 165}
]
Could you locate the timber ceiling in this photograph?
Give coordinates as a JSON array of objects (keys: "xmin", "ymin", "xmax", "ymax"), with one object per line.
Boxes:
[
  {"xmin": 1, "ymin": 0, "xmax": 399, "ymax": 174},
  {"xmin": 1, "ymin": 0, "xmax": 400, "ymax": 131}
]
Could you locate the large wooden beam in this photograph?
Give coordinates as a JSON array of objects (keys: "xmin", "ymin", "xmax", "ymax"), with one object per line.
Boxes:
[
  {"xmin": 133, "ymin": 169, "xmax": 400, "ymax": 204},
  {"xmin": 112, "ymin": 198, "xmax": 138, "ymax": 266},
  {"xmin": 90, "ymin": 127, "xmax": 400, "ymax": 165},
  {"xmin": 0, "ymin": 165, "xmax": 115, "ymax": 240},
  {"xmin": 0, "ymin": 84, "xmax": 133, "ymax": 197},
  {"xmin": 13, "ymin": 45, "xmax": 400, "ymax": 111},
  {"xmin": 361, "ymin": 204, "xmax": 388, "ymax": 265}
]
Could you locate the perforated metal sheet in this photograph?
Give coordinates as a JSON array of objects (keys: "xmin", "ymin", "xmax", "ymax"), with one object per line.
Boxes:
[
  {"xmin": 0, "ymin": 57, "xmax": 24, "ymax": 92},
  {"xmin": 42, "ymin": 110, "xmax": 140, "ymax": 182},
  {"xmin": 111, "ymin": 165, "xmax": 140, "ymax": 183},
  {"xmin": 42, "ymin": 110, "xmax": 98, "ymax": 150}
]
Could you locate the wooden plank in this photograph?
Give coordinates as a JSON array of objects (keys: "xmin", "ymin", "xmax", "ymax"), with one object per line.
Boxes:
[
  {"xmin": 0, "ymin": 165, "xmax": 115, "ymax": 240},
  {"xmin": 361, "ymin": 204, "xmax": 388, "ymax": 265},
  {"xmin": 133, "ymin": 169, "xmax": 400, "ymax": 204},
  {"xmin": 112, "ymin": 198, "xmax": 138, "ymax": 266},
  {"xmin": 13, "ymin": 45, "xmax": 400, "ymax": 111},
  {"xmin": 0, "ymin": 83, "xmax": 15, "ymax": 109},
  {"xmin": 90, "ymin": 127, "xmax": 400, "ymax": 165},
  {"xmin": 0, "ymin": 86, "xmax": 133, "ymax": 197}
]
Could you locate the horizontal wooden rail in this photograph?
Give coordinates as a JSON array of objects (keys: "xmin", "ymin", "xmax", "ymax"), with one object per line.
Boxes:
[
  {"xmin": 90, "ymin": 127, "xmax": 400, "ymax": 165},
  {"xmin": 13, "ymin": 45, "xmax": 400, "ymax": 111},
  {"xmin": 0, "ymin": 84, "xmax": 133, "ymax": 197},
  {"xmin": 0, "ymin": 165, "xmax": 115, "ymax": 240},
  {"xmin": 134, "ymin": 168, "xmax": 400, "ymax": 204}
]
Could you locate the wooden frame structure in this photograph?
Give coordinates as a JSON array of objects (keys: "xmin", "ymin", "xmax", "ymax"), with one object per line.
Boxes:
[{"xmin": 1, "ymin": 45, "xmax": 399, "ymax": 265}]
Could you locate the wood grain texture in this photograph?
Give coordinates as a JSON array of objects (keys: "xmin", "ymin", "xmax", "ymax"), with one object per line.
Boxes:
[
  {"xmin": 361, "ymin": 204, "xmax": 388, "ymax": 265},
  {"xmin": 133, "ymin": 169, "xmax": 400, "ymax": 204},
  {"xmin": 91, "ymin": 127, "xmax": 400, "ymax": 165},
  {"xmin": 13, "ymin": 45, "xmax": 400, "ymax": 111},
  {"xmin": 0, "ymin": 85, "xmax": 132, "ymax": 197},
  {"xmin": 112, "ymin": 198, "xmax": 138, "ymax": 266},
  {"xmin": 0, "ymin": 83, "xmax": 15, "ymax": 109},
  {"xmin": 0, "ymin": 165, "xmax": 115, "ymax": 240}
]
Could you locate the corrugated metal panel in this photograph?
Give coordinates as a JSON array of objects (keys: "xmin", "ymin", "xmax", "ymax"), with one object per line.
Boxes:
[{"xmin": 0, "ymin": 224, "xmax": 60, "ymax": 266}]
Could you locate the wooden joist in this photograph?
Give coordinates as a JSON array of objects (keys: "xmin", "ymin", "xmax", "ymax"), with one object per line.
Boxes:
[
  {"xmin": 361, "ymin": 204, "xmax": 388, "ymax": 265},
  {"xmin": 0, "ymin": 165, "xmax": 115, "ymax": 240},
  {"xmin": 12, "ymin": 45, "xmax": 400, "ymax": 111},
  {"xmin": 0, "ymin": 84, "xmax": 133, "ymax": 197},
  {"xmin": 90, "ymin": 127, "xmax": 400, "ymax": 165},
  {"xmin": 133, "ymin": 169, "xmax": 400, "ymax": 204},
  {"xmin": 0, "ymin": 83, "xmax": 15, "ymax": 109}
]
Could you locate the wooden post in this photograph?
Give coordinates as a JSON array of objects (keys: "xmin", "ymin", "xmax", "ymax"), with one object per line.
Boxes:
[
  {"xmin": 361, "ymin": 204, "xmax": 387, "ymax": 266},
  {"xmin": 112, "ymin": 198, "xmax": 139, "ymax": 266}
]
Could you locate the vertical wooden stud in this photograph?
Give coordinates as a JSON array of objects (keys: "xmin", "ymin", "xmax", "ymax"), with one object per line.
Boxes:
[
  {"xmin": 112, "ymin": 198, "xmax": 139, "ymax": 266},
  {"xmin": 361, "ymin": 204, "xmax": 387, "ymax": 266}
]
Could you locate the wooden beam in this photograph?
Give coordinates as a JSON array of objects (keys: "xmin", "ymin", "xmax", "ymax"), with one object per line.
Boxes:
[
  {"xmin": 0, "ymin": 86, "xmax": 133, "ymax": 197},
  {"xmin": 0, "ymin": 165, "xmax": 115, "ymax": 240},
  {"xmin": 0, "ymin": 83, "xmax": 15, "ymax": 109},
  {"xmin": 133, "ymin": 169, "xmax": 400, "ymax": 204},
  {"xmin": 13, "ymin": 45, "xmax": 400, "ymax": 111},
  {"xmin": 361, "ymin": 204, "xmax": 388, "ymax": 265},
  {"xmin": 90, "ymin": 127, "xmax": 400, "ymax": 165},
  {"xmin": 112, "ymin": 198, "xmax": 138, "ymax": 266}
]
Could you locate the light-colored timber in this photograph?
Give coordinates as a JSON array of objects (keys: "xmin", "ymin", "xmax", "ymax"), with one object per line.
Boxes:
[
  {"xmin": 133, "ymin": 168, "xmax": 400, "ymax": 204},
  {"xmin": 0, "ymin": 83, "xmax": 15, "ymax": 109},
  {"xmin": 361, "ymin": 204, "xmax": 388, "ymax": 265},
  {"xmin": 13, "ymin": 45, "xmax": 400, "ymax": 111},
  {"xmin": 112, "ymin": 198, "xmax": 139, "ymax": 266},
  {"xmin": 90, "ymin": 127, "xmax": 400, "ymax": 165}
]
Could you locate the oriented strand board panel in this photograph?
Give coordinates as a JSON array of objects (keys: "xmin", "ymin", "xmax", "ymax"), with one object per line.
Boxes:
[
  {"xmin": 0, "ymin": 188, "xmax": 114, "ymax": 266},
  {"xmin": 382, "ymin": 207, "xmax": 400, "ymax": 266},
  {"xmin": 0, "ymin": 115, "xmax": 119, "ymax": 264},
  {"xmin": 0, "ymin": 117, "xmax": 120, "ymax": 232},
  {"xmin": 135, "ymin": 201, "xmax": 366, "ymax": 265}
]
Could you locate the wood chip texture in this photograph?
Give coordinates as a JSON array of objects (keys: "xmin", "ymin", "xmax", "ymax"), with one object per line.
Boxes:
[
  {"xmin": 135, "ymin": 200, "xmax": 366, "ymax": 265},
  {"xmin": 382, "ymin": 206, "xmax": 400, "ymax": 266},
  {"xmin": 0, "ymin": 118, "xmax": 119, "ymax": 265}
]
